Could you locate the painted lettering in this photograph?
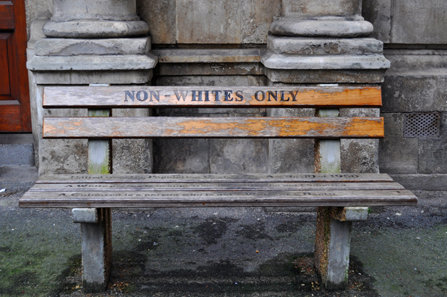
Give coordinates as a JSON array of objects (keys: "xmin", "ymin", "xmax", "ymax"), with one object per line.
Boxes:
[
  {"xmin": 192, "ymin": 90, "xmax": 202, "ymax": 101},
  {"xmin": 150, "ymin": 91, "xmax": 160, "ymax": 102},
  {"xmin": 124, "ymin": 90, "xmax": 135, "ymax": 102},
  {"xmin": 204, "ymin": 91, "xmax": 210, "ymax": 102},
  {"xmin": 235, "ymin": 90, "xmax": 244, "ymax": 102},
  {"xmin": 280, "ymin": 91, "xmax": 289, "ymax": 102},
  {"xmin": 289, "ymin": 91, "xmax": 298, "ymax": 102},
  {"xmin": 224, "ymin": 90, "xmax": 233, "ymax": 101},
  {"xmin": 174, "ymin": 90, "xmax": 189, "ymax": 101},
  {"xmin": 267, "ymin": 91, "xmax": 278, "ymax": 102},
  {"xmin": 254, "ymin": 90, "xmax": 265, "ymax": 101},
  {"xmin": 136, "ymin": 90, "xmax": 148, "ymax": 102},
  {"xmin": 212, "ymin": 90, "xmax": 222, "ymax": 102}
]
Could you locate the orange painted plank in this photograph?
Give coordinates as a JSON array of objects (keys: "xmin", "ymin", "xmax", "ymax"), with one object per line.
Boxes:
[
  {"xmin": 43, "ymin": 116, "xmax": 384, "ymax": 138},
  {"xmin": 43, "ymin": 86, "xmax": 382, "ymax": 108}
]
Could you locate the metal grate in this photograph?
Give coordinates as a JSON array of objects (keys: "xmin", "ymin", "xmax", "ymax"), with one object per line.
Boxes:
[{"xmin": 404, "ymin": 113, "xmax": 440, "ymax": 138}]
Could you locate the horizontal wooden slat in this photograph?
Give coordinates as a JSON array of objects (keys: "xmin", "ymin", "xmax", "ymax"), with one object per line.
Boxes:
[
  {"xmin": 28, "ymin": 182, "xmax": 405, "ymax": 192},
  {"xmin": 43, "ymin": 86, "xmax": 382, "ymax": 108},
  {"xmin": 43, "ymin": 117, "xmax": 384, "ymax": 138},
  {"xmin": 35, "ymin": 173, "xmax": 395, "ymax": 183},
  {"xmin": 19, "ymin": 189, "xmax": 418, "ymax": 208}
]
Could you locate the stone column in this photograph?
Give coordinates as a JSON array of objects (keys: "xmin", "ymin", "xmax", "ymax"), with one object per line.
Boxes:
[
  {"xmin": 27, "ymin": 0, "xmax": 157, "ymax": 175},
  {"xmin": 262, "ymin": 0, "xmax": 389, "ymax": 289},
  {"xmin": 263, "ymin": 0, "xmax": 389, "ymax": 84}
]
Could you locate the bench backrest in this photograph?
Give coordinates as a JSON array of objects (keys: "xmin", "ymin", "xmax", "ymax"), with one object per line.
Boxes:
[{"xmin": 42, "ymin": 86, "xmax": 384, "ymax": 139}]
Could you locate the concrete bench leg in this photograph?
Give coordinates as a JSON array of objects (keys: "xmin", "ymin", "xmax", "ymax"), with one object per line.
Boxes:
[
  {"xmin": 314, "ymin": 207, "xmax": 368, "ymax": 289},
  {"xmin": 73, "ymin": 208, "xmax": 112, "ymax": 292}
]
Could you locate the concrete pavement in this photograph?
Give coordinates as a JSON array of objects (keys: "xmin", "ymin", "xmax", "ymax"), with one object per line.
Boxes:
[{"xmin": 1, "ymin": 165, "xmax": 446, "ymax": 296}]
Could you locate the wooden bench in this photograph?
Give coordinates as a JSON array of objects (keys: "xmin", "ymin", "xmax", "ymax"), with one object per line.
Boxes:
[{"xmin": 20, "ymin": 85, "xmax": 417, "ymax": 292}]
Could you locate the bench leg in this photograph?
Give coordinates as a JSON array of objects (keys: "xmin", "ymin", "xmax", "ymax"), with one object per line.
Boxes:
[
  {"xmin": 315, "ymin": 207, "xmax": 352, "ymax": 289},
  {"xmin": 73, "ymin": 208, "xmax": 112, "ymax": 292},
  {"xmin": 314, "ymin": 207, "xmax": 368, "ymax": 289}
]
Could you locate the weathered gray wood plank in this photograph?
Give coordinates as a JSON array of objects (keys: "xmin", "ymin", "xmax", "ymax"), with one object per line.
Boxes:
[
  {"xmin": 28, "ymin": 182, "xmax": 405, "ymax": 192},
  {"xmin": 43, "ymin": 86, "xmax": 382, "ymax": 108},
  {"xmin": 43, "ymin": 117, "xmax": 385, "ymax": 138},
  {"xmin": 35, "ymin": 173, "xmax": 395, "ymax": 183},
  {"xmin": 19, "ymin": 189, "xmax": 418, "ymax": 208}
]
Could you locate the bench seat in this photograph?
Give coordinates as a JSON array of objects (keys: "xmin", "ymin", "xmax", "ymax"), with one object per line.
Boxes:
[{"xmin": 20, "ymin": 173, "xmax": 417, "ymax": 208}]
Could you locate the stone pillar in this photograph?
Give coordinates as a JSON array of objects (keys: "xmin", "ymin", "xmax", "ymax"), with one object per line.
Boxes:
[
  {"xmin": 262, "ymin": 0, "xmax": 389, "ymax": 289},
  {"xmin": 26, "ymin": 0, "xmax": 157, "ymax": 293},
  {"xmin": 263, "ymin": 0, "xmax": 389, "ymax": 84},
  {"xmin": 27, "ymin": 0, "xmax": 157, "ymax": 175}
]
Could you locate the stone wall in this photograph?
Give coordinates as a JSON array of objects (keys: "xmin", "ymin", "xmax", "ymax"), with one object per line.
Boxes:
[
  {"xmin": 24, "ymin": 0, "xmax": 447, "ymax": 189},
  {"xmin": 137, "ymin": 0, "xmax": 281, "ymax": 45},
  {"xmin": 363, "ymin": 0, "xmax": 447, "ymax": 189}
]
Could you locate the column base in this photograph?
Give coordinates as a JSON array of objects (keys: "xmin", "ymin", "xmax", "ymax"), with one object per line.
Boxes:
[{"xmin": 264, "ymin": 68, "xmax": 386, "ymax": 84}]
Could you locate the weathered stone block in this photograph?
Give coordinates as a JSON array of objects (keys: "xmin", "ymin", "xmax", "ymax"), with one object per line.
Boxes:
[
  {"xmin": 269, "ymin": 139, "xmax": 315, "ymax": 173},
  {"xmin": 418, "ymin": 139, "xmax": 447, "ymax": 174},
  {"xmin": 34, "ymin": 38, "xmax": 150, "ymax": 56},
  {"xmin": 25, "ymin": 0, "xmax": 52, "ymax": 33},
  {"xmin": 379, "ymin": 137, "xmax": 418, "ymax": 174},
  {"xmin": 27, "ymin": 55, "xmax": 157, "ymax": 71},
  {"xmin": 43, "ymin": 20, "xmax": 149, "ymax": 38},
  {"xmin": 391, "ymin": 174, "xmax": 447, "ymax": 191},
  {"xmin": 269, "ymin": 18, "xmax": 373, "ymax": 37},
  {"xmin": 362, "ymin": 0, "xmax": 391, "ymax": 43},
  {"xmin": 52, "ymin": 0, "xmax": 137, "ymax": 21},
  {"xmin": 418, "ymin": 131, "xmax": 447, "ymax": 174},
  {"xmin": 268, "ymin": 107, "xmax": 315, "ymax": 173},
  {"xmin": 282, "ymin": 0, "xmax": 361, "ymax": 17},
  {"xmin": 339, "ymin": 108, "xmax": 380, "ymax": 117},
  {"xmin": 262, "ymin": 52, "xmax": 389, "ymax": 70},
  {"xmin": 154, "ymin": 49, "xmax": 261, "ymax": 63},
  {"xmin": 340, "ymin": 108, "xmax": 379, "ymax": 173},
  {"xmin": 156, "ymin": 75, "xmax": 268, "ymax": 87},
  {"xmin": 264, "ymin": 69, "xmax": 386, "ymax": 84},
  {"xmin": 33, "ymin": 70, "xmax": 153, "ymax": 85},
  {"xmin": 39, "ymin": 139, "xmax": 88, "ymax": 175},
  {"xmin": 382, "ymin": 113, "xmax": 405, "ymax": 137},
  {"xmin": 267, "ymin": 36, "xmax": 383, "ymax": 55},
  {"xmin": 175, "ymin": 0, "xmax": 280, "ymax": 44},
  {"xmin": 137, "ymin": 0, "xmax": 177, "ymax": 44},
  {"xmin": 391, "ymin": 0, "xmax": 447, "ymax": 44},
  {"xmin": 382, "ymin": 74, "xmax": 447, "ymax": 113},
  {"xmin": 153, "ymin": 139, "xmax": 209, "ymax": 173},
  {"xmin": 39, "ymin": 108, "xmax": 88, "ymax": 175},
  {"xmin": 209, "ymin": 139, "xmax": 268, "ymax": 173},
  {"xmin": 154, "ymin": 49, "xmax": 263, "ymax": 76},
  {"xmin": 157, "ymin": 63, "xmax": 264, "ymax": 77},
  {"xmin": 341, "ymin": 139, "xmax": 379, "ymax": 173},
  {"xmin": 112, "ymin": 109, "xmax": 153, "ymax": 174}
]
